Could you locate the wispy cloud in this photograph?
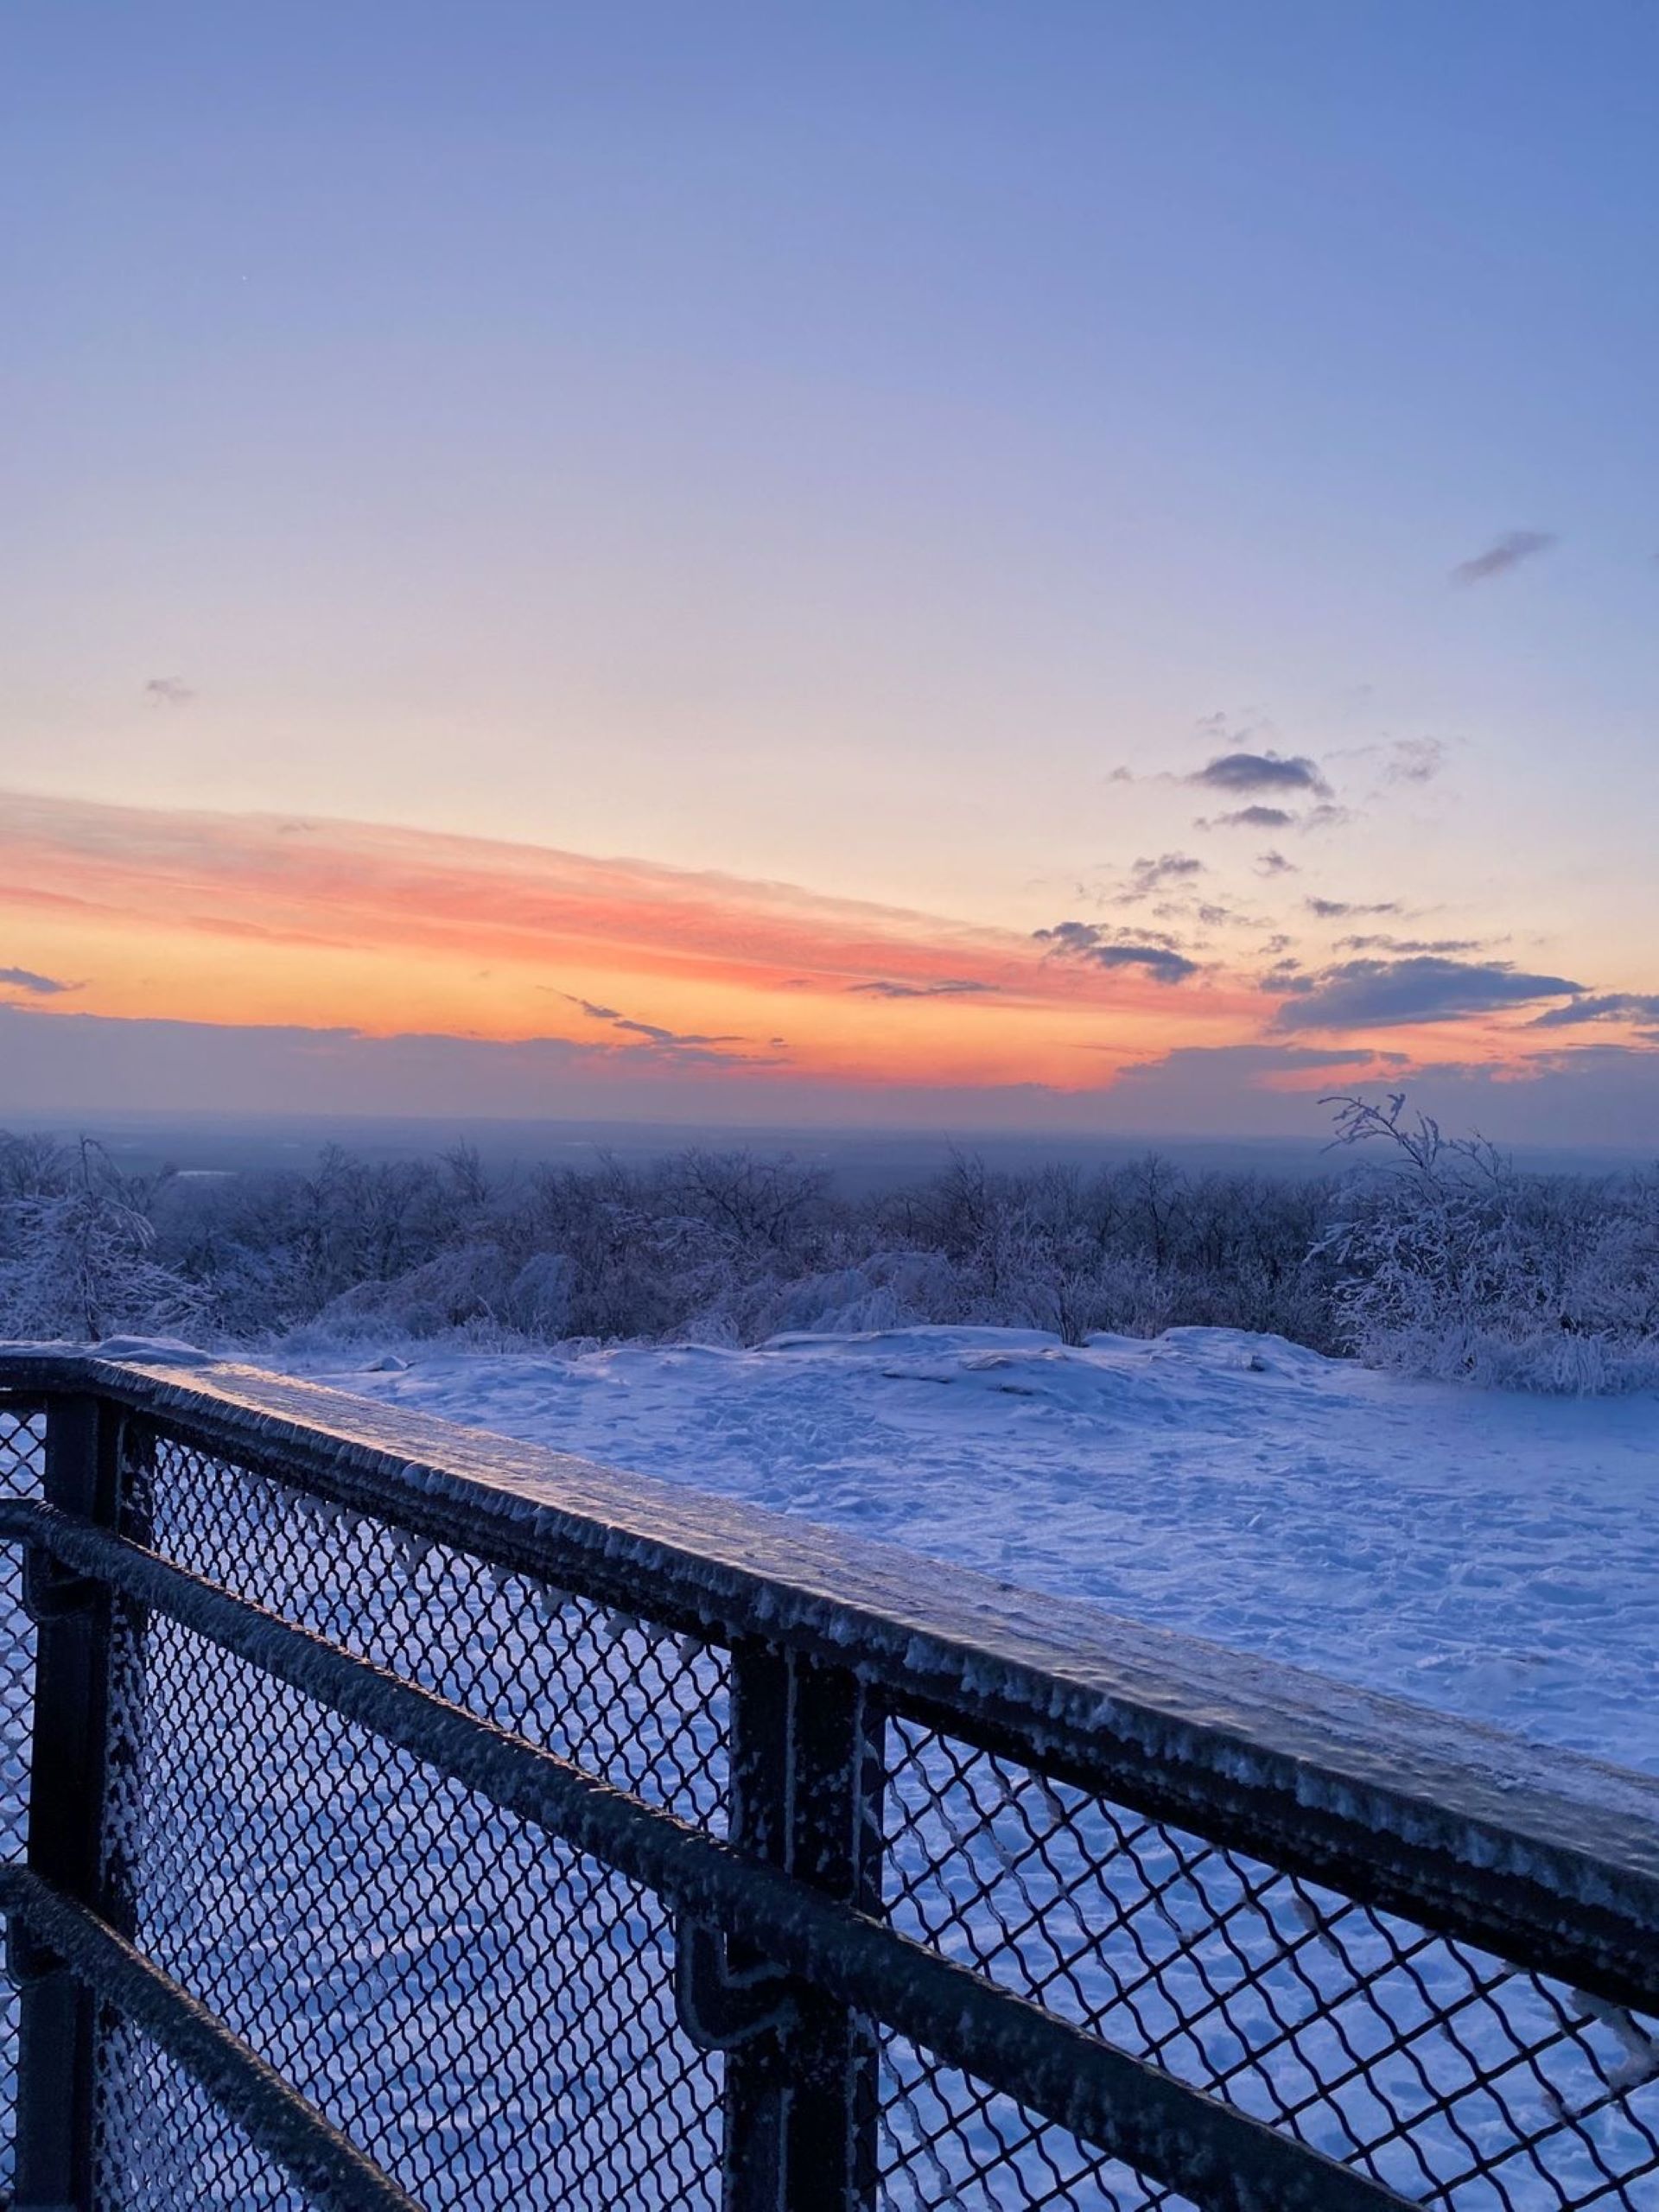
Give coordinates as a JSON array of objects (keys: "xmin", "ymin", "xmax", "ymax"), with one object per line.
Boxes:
[
  {"xmin": 0, "ymin": 965, "xmax": 76, "ymax": 996},
  {"xmin": 1122, "ymin": 852, "xmax": 1205, "ymax": 899},
  {"xmin": 1336, "ymin": 934, "xmax": 1484, "ymax": 956},
  {"xmin": 1255, "ymin": 851, "xmax": 1297, "ymax": 877},
  {"xmin": 186, "ymin": 913, "xmax": 358, "ymax": 950},
  {"xmin": 143, "ymin": 677, "xmax": 196, "ymax": 707},
  {"xmin": 1306, "ymin": 897, "xmax": 1402, "ymax": 921},
  {"xmin": 848, "ymin": 978, "xmax": 999, "ymax": 1000},
  {"xmin": 1451, "ymin": 530, "xmax": 1557, "ymax": 586},
  {"xmin": 1384, "ymin": 737, "xmax": 1446, "ymax": 785},
  {"xmin": 559, "ymin": 993, "xmax": 770, "ymax": 1063}
]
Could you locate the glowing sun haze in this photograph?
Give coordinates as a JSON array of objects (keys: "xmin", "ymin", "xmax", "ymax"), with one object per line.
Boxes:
[{"xmin": 3, "ymin": 5, "xmax": 1656, "ymax": 1140}]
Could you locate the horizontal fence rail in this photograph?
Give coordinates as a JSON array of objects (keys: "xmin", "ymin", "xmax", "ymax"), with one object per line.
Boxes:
[{"xmin": 0, "ymin": 1351, "xmax": 1656, "ymax": 2211}]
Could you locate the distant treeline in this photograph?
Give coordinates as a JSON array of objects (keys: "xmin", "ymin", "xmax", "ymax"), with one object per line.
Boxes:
[{"xmin": 1, "ymin": 1097, "xmax": 1656, "ymax": 1391}]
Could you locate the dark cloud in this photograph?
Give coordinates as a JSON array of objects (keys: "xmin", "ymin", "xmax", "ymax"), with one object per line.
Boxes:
[
  {"xmin": 1035, "ymin": 920, "xmax": 1106, "ymax": 957},
  {"xmin": 848, "ymin": 978, "xmax": 999, "ymax": 1000},
  {"xmin": 1306, "ymin": 897, "xmax": 1402, "ymax": 921},
  {"xmin": 1529, "ymin": 994, "xmax": 1659, "ymax": 1030},
  {"xmin": 1033, "ymin": 922, "xmax": 1198, "ymax": 984},
  {"xmin": 1451, "ymin": 530, "xmax": 1557, "ymax": 586},
  {"xmin": 1255, "ymin": 850, "xmax": 1297, "ymax": 877},
  {"xmin": 143, "ymin": 677, "xmax": 195, "ymax": 707},
  {"xmin": 1189, "ymin": 751, "xmax": 1330, "ymax": 798},
  {"xmin": 1088, "ymin": 944, "xmax": 1200, "ymax": 983},
  {"xmin": 0, "ymin": 966, "xmax": 75, "ymax": 996},
  {"xmin": 1269, "ymin": 957, "xmax": 1582, "ymax": 1032}
]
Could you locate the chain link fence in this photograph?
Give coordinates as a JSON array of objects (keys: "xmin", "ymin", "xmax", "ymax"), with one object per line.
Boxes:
[{"xmin": 1, "ymin": 1354, "xmax": 1656, "ymax": 2211}]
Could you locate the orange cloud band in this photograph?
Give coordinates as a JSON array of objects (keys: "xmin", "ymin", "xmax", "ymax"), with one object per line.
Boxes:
[{"xmin": 0, "ymin": 790, "xmax": 1260, "ymax": 1089}]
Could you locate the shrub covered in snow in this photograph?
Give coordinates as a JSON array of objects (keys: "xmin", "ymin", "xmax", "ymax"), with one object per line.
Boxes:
[
  {"xmin": 2, "ymin": 1104, "xmax": 1656, "ymax": 1392},
  {"xmin": 1318, "ymin": 1096, "xmax": 1659, "ymax": 1393},
  {"xmin": 0, "ymin": 1135, "xmax": 207, "ymax": 1343}
]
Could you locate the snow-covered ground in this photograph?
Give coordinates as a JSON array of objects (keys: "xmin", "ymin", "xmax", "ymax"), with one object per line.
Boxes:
[{"xmin": 286, "ymin": 1324, "xmax": 1659, "ymax": 1776}]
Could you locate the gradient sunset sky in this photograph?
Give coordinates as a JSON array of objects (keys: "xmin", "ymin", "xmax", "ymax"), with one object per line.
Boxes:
[{"xmin": 3, "ymin": 4, "xmax": 1656, "ymax": 1140}]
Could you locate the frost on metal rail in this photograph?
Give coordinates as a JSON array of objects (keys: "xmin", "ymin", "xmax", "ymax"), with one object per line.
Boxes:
[{"xmin": 0, "ymin": 1351, "xmax": 1656, "ymax": 2212}]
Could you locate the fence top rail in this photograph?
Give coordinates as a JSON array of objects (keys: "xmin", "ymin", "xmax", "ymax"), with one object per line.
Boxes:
[{"xmin": 3, "ymin": 1344, "xmax": 1658, "ymax": 1968}]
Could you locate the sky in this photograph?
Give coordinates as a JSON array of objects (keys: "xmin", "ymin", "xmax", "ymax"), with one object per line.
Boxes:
[{"xmin": 3, "ymin": 3, "xmax": 1657, "ymax": 1141}]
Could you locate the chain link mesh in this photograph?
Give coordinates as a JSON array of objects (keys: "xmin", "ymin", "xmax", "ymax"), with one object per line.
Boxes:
[
  {"xmin": 88, "ymin": 1429, "xmax": 728, "ymax": 2209},
  {"xmin": 0, "ymin": 1398, "xmax": 45, "ymax": 2205},
  {"xmin": 878, "ymin": 2039, "xmax": 1193, "ymax": 2211},
  {"xmin": 880, "ymin": 1713, "xmax": 1659, "ymax": 2209},
  {"xmin": 137, "ymin": 1434, "xmax": 730, "ymax": 1831},
  {"xmin": 93, "ymin": 2013, "xmax": 319, "ymax": 2212}
]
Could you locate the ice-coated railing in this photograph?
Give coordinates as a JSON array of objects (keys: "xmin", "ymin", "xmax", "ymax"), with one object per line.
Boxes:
[{"xmin": 0, "ymin": 1349, "xmax": 1656, "ymax": 2212}]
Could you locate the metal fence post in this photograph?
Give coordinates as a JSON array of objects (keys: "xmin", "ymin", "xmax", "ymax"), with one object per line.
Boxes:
[
  {"xmin": 12, "ymin": 1394, "xmax": 123, "ymax": 2212},
  {"xmin": 721, "ymin": 1642, "xmax": 886, "ymax": 2212}
]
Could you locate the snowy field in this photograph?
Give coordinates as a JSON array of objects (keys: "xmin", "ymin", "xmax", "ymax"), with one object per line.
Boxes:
[{"xmin": 287, "ymin": 1324, "xmax": 1659, "ymax": 1777}]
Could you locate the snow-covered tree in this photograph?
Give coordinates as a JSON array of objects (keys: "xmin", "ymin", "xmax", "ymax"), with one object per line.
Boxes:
[
  {"xmin": 0, "ymin": 1135, "xmax": 208, "ymax": 1343},
  {"xmin": 1318, "ymin": 1094, "xmax": 1659, "ymax": 1391}
]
